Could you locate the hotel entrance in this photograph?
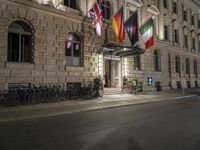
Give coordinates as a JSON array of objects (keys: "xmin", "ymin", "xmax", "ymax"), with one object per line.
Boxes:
[{"xmin": 104, "ymin": 57, "xmax": 122, "ymax": 89}]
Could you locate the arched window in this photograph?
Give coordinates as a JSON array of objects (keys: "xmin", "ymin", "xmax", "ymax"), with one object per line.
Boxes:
[
  {"xmin": 8, "ymin": 20, "xmax": 32, "ymax": 63},
  {"xmin": 194, "ymin": 59, "xmax": 197, "ymax": 77},
  {"xmin": 154, "ymin": 50, "xmax": 161, "ymax": 71},
  {"xmin": 186, "ymin": 58, "xmax": 190, "ymax": 74},
  {"xmin": 175, "ymin": 55, "xmax": 180, "ymax": 73},
  {"xmin": 65, "ymin": 32, "xmax": 81, "ymax": 66}
]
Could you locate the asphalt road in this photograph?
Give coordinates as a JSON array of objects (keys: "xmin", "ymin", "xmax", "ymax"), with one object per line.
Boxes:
[{"xmin": 0, "ymin": 96, "xmax": 200, "ymax": 150}]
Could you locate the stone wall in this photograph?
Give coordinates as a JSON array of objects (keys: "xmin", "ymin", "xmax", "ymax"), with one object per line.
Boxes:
[{"xmin": 0, "ymin": 0, "xmax": 102, "ymax": 91}]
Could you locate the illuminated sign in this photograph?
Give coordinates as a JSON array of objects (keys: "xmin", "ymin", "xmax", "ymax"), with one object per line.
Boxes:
[{"xmin": 147, "ymin": 77, "xmax": 153, "ymax": 86}]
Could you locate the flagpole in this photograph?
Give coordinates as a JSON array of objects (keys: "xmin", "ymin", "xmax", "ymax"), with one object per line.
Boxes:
[
  {"xmin": 84, "ymin": 0, "xmax": 102, "ymax": 18},
  {"xmin": 124, "ymin": 9, "xmax": 137, "ymax": 23},
  {"xmin": 108, "ymin": 1, "xmax": 126, "ymax": 20},
  {"xmin": 140, "ymin": 17, "xmax": 153, "ymax": 28},
  {"xmin": 86, "ymin": 0, "xmax": 88, "ymax": 15}
]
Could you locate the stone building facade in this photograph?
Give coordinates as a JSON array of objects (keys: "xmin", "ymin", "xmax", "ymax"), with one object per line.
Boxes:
[{"xmin": 0, "ymin": 0, "xmax": 200, "ymax": 92}]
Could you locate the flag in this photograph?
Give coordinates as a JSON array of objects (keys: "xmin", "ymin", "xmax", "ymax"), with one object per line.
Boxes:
[
  {"xmin": 89, "ymin": 1, "xmax": 103, "ymax": 37},
  {"xmin": 111, "ymin": 7, "xmax": 125, "ymax": 43},
  {"xmin": 124, "ymin": 11, "xmax": 138, "ymax": 46},
  {"xmin": 139, "ymin": 18, "xmax": 154, "ymax": 49}
]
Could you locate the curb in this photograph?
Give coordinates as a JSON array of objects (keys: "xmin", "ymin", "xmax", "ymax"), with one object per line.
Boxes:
[{"xmin": 0, "ymin": 94, "xmax": 198, "ymax": 123}]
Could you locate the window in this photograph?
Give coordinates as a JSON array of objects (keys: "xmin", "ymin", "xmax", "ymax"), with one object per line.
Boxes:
[
  {"xmin": 184, "ymin": 35, "xmax": 188, "ymax": 48},
  {"xmin": 199, "ymin": 41, "xmax": 200, "ymax": 52},
  {"xmin": 64, "ymin": 0, "xmax": 76, "ymax": 9},
  {"xmin": 163, "ymin": 0, "xmax": 167, "ymax": 9},
  {"xmin": 7, "ymin": 20, "xmax": 32, "ymax": 63},
  {"xmin": 65, "ymin": 32, "xmax": 81, "ymax": 66},
  {"xmin": 134, "ymin": 55, "xmax": 141, "ymax": 70},
  {"xmin": 174, "ymin": 29, "xmax": 179, "ymax": 43},
  {"xmin": 186, "ymin": 58, "xmax": 190, "ymax": 74},
  {"xmin": 175, "ymin": 55, "xmax": 180, "ymax": 73},
  {"xmin": 164, "ymin": 25, "xmax": 168, "ymax": 40},
  {"xmin": 183, "ymin": 10, "xmax": 187, "ymax": 21},
  {"xmin": 173, "ymin": 2, "xmax": 177, "ymax": 14},
  {"xmin": 154, "ymin": 50, "xmax": 161, "ymax": 71},
  {"xmin": 168, "ymin": 53, "xmax": 171, "ymax": 77},
  {"xmin": 177, "ymin": 81, "xmax": 181, "ymax": 89},
  {"xmin": 192, "ymin": 38, "xmax": 195, "ymax": 50},
  {"xmin": 194, "ymin": 60, "xmax": 197, "ymax": 77},
  {"xmin": 102, "ymin": 0, "xmax": 110, "ymax": 19},
  {"xmin": 198, "ymin": 20, "xmax": 200, "ymax": 28},
  {"xmin": 191, "ymin": 15, "xmax": 194, "ymax": 25}
]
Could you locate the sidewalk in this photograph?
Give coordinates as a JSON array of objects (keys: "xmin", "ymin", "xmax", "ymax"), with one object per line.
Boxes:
[{"xmin": 0, "ymin": 89, "xmax": 199, "ymax": 123}]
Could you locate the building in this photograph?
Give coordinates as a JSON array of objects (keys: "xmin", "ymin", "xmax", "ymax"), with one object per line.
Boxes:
[{"xmin": 0, "ymin": 0, "xmax": 199, "ymax": 92}]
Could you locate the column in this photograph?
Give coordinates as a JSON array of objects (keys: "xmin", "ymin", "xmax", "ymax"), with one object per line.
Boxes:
[{"xmin": 158, "ymin": 0, "xmax": 164, "ymax": 40}]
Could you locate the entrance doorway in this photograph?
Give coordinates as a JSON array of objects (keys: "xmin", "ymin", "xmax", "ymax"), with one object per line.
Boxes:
[{"xmin": 104, "ymin": 59, "xmax": 121, "ymax": 88}]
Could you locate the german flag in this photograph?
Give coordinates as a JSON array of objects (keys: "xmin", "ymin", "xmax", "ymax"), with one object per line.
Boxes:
[{"xmin": 111, "ymin": 7, "xmax": 125, "ymax": 43}]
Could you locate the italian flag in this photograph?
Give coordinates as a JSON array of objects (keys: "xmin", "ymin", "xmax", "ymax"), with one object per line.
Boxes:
[{"xmin": 139, "ymin": 18, "xmax": 154, "ymax": 49}]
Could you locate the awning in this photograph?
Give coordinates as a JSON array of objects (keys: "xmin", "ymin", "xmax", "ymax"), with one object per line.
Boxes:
[{"xmin": 103, "ymin": 42, "xmax": 145, "ymax": 57}]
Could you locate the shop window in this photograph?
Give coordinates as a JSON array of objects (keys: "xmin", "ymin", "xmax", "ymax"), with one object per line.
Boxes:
[
  {"xmin": 64, "ymin": 0, "xmax": 76, "ymax": 9},
  {"xmin": 7, "ymin": 20, "xmax": 32, "ymax": 63},
  {"xmin": 65, "ymin": 32, "xmax": 81, "ymax": 66}
]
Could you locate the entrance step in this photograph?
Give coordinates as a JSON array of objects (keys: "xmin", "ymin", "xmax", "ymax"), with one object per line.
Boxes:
[{"xmin": 104, "ymin": 88, "xmax": 124, "ymax": 95}]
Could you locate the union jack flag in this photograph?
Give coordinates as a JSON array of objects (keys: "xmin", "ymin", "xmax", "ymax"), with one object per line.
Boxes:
[{"xmin": 89, "ymin": 0, "xmax": 103, "ymax": 37}]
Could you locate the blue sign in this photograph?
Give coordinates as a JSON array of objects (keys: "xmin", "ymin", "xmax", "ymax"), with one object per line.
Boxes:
[{"xmin": 147, "ymin": 77, "xmax": 153, "ymax": 86}]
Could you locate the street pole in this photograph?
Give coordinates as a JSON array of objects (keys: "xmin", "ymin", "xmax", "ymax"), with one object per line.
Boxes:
[{"xmin": 183, "ymin": 79, "xmax": 185, "ymax": 96}]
